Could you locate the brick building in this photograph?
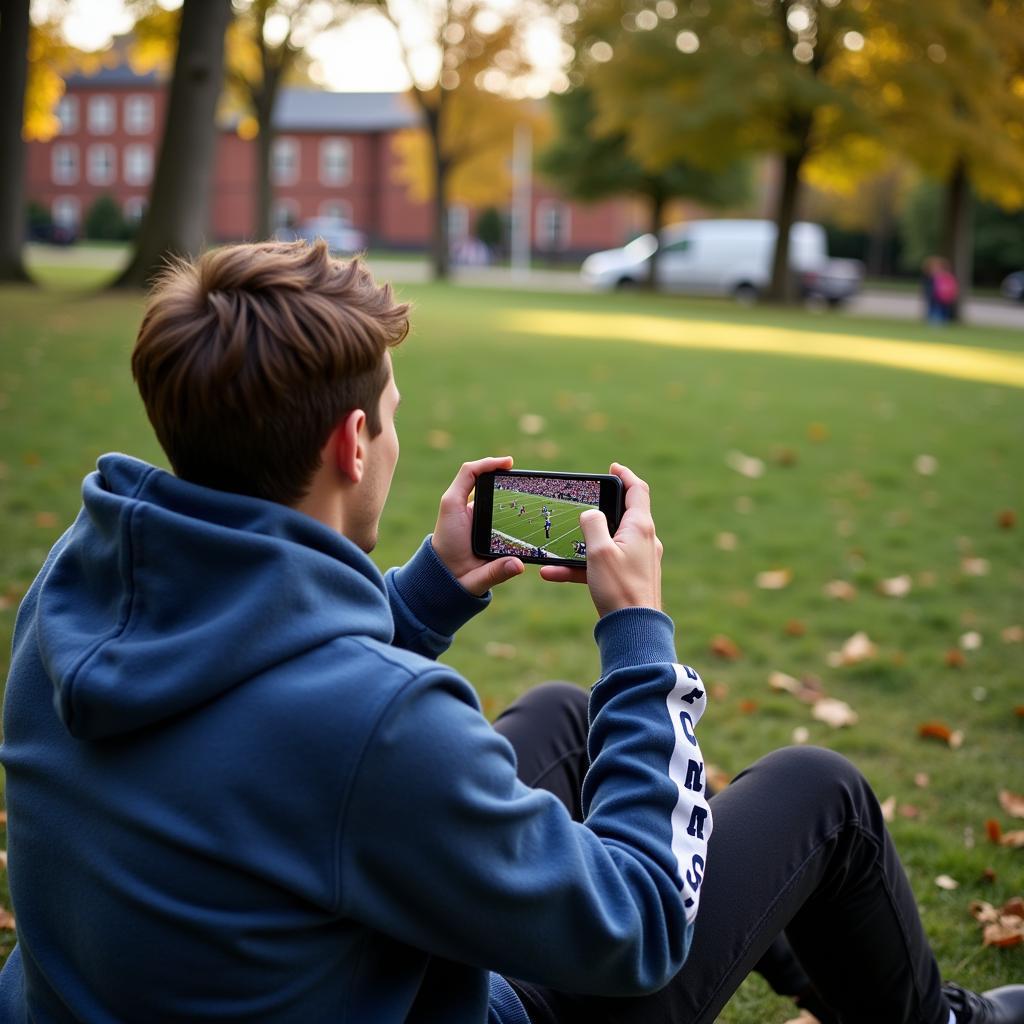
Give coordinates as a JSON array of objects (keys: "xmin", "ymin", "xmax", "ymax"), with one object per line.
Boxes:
[{"xmin": 25, "ymin": 64, "xmax": 642, "ymax": 259}]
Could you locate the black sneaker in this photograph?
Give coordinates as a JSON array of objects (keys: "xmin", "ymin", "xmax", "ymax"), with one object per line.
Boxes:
[{"xmin": 942, "ymin": 984, "xmax": 1024, "ymax": 1024}]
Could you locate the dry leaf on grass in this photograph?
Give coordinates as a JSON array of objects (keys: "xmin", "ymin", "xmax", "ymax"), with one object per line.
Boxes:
[
  {"xmin": 828, "ymin": 631, "xmax": 876, "ymax": 667},
  {"xmin": 971, "ymin": 899, "xmax": 1024, "ymax": 948},
  {"xmin": 792, "ymin": 726, "xmax": 810, "ymax": 744},
  {"xmin": 999, "ymin": 790, "xmax": 1024, "ymax": 818},
  {"xmin": 784, "ymin": 619, "xmax": 806, "ymax": 637},
  {"xmin": 914, "ymin": 772, "xmax": 930, "ymax": 788},
  {"xmin": 518, "ymin": 413, "xmax": 545, "ymax": 435},
  {"xmin": 960, "ymin": 631, "xmax": 983, "ymax": 651},
  {"xmin": 756, "ymin": 568, "xmax": 792, "ymax": 590},
  {"xmin": 935, "ymin": 875, "xmax": 960, "ymax": 890},
  {"xmin": 918, "ymin": 721, "xmax": 964, "ymax": 748},
  {"xmin": 1001, "ymin": 625, "xmax": 1024, "ymax": 644},
  {"xmin": 715, "ymin": 531, "xmax": 738, "ymax": 552},
  {"xmin": 710, "ymin": 634, "xmax": 741, "ymax": 660},
  {"xmin": 0, "ymin": 910, "xmax": 13, "ymax": 930},
  {"xmin": 878, "ymin": 575, "xmax": 912, "ymax": 598},
  {"xmin": 812, "ymin": 698, "xmax": 858, "ymax": 728},
  {"xmin": 1000, "ymin": 831, "xmax": 1024, "ymax": 849},
  {"xmin": 426, "ymin": 429, "xmax": 452, "ymax": 450},
  {"xmin": 997, "ymin": 509, "xmax": 1017, "ymax": 529},
  {"xmin": 944, "ymin": 648, "xmax": 966, "ymax": 668},
  {"xmin": 880, "ymin": 796, "xmax": 897, "ymax": 822},
  {"xmin": 484, "ymin": 642, "xmax": 517, "ymax": 660},
  {"xmin": 823, "ymin": 579, "xmax": 857, "ymax": 601},
  {"xmin": 961, "ymin": 557, "xmax": 990, "ymax": 577},
  {"xmin": 914, "ymin": 454, "xmax": 939, "ymax": 475},
  {"xmin": 725, "ymin": 450, "xmax": 765, "ymax": 479},
  {"xmin": 986, "ymin": 819, "xmax": 1003, "ymax": 844}
]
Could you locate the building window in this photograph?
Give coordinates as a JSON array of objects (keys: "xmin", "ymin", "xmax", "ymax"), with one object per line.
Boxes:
[
  {"xmin": 56, "ymin": 96, "xmax": 78, "ymax": 134},
  {"xmin": 536, "ymin": 200, "xmax": 571, "ymax": 251},
  {"xmin": 272, "ymin": 137, "xmax": 299, "ymax": 185},
  {"xmin": 52, "ymin": 195, "xmax": 80, "ymax": 229},
  {"xmin": 123, "ymin": 144, "xmax": 153, "ymax": 186},
  {"xmin": 51, "ymin": 143, "xmax": 79, "ymax": 185},
  {"xmin": 124, "ymin": 94, "xmax": 154, "ymax": 135},
  {"xmin": 319, "ymin": 200, "xmax": 353, "ymax": 222},
  {"xmin": 88, "ymin": 94, "xmax": 116, "ymax": 134},
  {"xmin": 448, "ymin": 204, "xmax": 469, "ymax": 242},
  {"xmin": 124, "ymin": 197, "xmax": 147, "ymax": 225},
  {"xmin": 87, "ymin": 144, "xmax": 117, "ymax": 185},
  {"xmin": 273, "ymin": 199, "xmax": 300, "ymax": 232},
  {"xmin": 319, "ymin": 138, "xmax": 352, "ymax": 186}
]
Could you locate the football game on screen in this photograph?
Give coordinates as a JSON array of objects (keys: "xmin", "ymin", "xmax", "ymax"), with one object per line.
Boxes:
[{"xmin": 489, "ymin": 475, "xmax": 599, "ymax": 561}]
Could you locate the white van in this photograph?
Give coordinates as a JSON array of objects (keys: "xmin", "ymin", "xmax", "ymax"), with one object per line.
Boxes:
[{"xmin": 580, "ymin": 219, "xmax": 863, "ymax": 305}]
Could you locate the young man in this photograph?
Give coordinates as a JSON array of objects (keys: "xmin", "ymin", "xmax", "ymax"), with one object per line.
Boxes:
[{"xmin": 1, "ymin": 241, "xmax": 1020, "ymax": 1024}]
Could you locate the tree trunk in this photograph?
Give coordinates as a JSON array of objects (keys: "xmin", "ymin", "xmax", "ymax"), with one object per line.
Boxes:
[
  {"xmin": 0, "ymin": 0, "xmax": 31, "ymax": 283},
  {"xmin": 941, "ymin": 157, "xmax": 972, "ymax": 321},
  {"xmin": 255, "ymin": 99, "xmax": 275, "ymax": 241},
  {"xmin": 113, "ymin": 0, "xmax": 233, "ymax": 288},
  {"xmin": 766, "ymin": 147, "xmax": 806, "ymax": 303},
  {"xmin": 645, "ymin": 189, "xmax": 665, "ymax": 291},
  {"xmin": 430, "ymin": 133, "xmax": 449, "ymax": 280}
]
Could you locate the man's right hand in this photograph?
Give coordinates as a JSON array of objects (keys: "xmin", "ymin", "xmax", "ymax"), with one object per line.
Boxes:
[{"xmin": 540, "ymin": 463, "xmax": 663, "ymax": 619}]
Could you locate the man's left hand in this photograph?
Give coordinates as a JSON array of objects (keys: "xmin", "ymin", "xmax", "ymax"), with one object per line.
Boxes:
[{"xmin": 431, "ymin": 456, "xmax": 524, "ymax": 597}]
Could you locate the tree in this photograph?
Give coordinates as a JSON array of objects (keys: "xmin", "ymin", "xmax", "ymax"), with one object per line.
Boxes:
[
  {"xmin": 224, "ymin": 1, "xmax": 355, "ymax": 241},
  {"xmin": 854, "ymin": 0, "xmax": 1024, "ymax": 311},
  {"xmin": 0, "ymin": 0, "xmax": 31, "ymax": 282},
  {"xmin": 572, "ymin": 0, "xmax": 874, "ymax": 302},
  {"xmin": 114, "ymin": 0, "xmax": 234, "ymax": 289},
  {"xmin": 369, "ymin": 0, "xmax": 547, "ymax": 280},
  {"xmin": 85, "ymin": 195, "xmax": 129, "ymax": 241},
  {"xmin": 538, "ymin": 85, "xmax": 749, "ymax": 288}
]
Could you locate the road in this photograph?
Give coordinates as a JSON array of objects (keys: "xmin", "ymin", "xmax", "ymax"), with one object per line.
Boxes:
[{"xmin": 25, "ymin": 245, "xmax": 1024, "ymax": 330}]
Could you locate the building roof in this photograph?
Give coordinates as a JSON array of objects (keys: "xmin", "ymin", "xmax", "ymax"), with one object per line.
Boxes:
[
  {"xmin": 271, "ymin": 89, "xmax": 421, "ymax": 132},
  {"xmin": 65, "ymin": 65, "xmax": 162, "ymax": 88}
]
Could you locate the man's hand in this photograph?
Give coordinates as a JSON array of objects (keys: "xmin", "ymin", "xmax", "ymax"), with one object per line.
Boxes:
[
  {"xmin": 539, "ymin": 463, "xmax": 662, "ymax": 618},
  {"xmin": 431, "ymin": 456, "xmax": 525, "ymax": 597}
]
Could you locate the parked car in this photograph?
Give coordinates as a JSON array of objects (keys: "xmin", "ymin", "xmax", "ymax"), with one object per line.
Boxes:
[
  {"xmin": 580, "ymin": 219, "xmax": 864, "ymax": 306},
  {"xmin": 1000, "ymin": 271, "xmax": 1024, "ymax": 302},
  {"xmin": 277, "ymin": 217, "xmax": 366, "ymax": 254}
]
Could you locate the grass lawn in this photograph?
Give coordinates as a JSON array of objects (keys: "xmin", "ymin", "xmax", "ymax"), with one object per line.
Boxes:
[{"xmin": 0, "ymin": 270, "xmax": 1021, "ymax": 1019}]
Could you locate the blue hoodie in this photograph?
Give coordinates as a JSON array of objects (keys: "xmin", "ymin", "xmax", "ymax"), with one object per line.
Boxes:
[{"xmin": 0, "ymin": 454, "xmax": 711, "ymax": 1023}]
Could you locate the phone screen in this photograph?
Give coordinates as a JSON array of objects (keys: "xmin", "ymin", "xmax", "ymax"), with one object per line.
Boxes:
[{"xmin": 471, "ymin": 470, "xmax": 624, "ymax": 568}]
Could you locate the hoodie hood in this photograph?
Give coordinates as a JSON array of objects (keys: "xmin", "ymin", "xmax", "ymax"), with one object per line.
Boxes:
[{"xmin": 36, "ymin": 454, "xmax": 394, "ymax": 740}]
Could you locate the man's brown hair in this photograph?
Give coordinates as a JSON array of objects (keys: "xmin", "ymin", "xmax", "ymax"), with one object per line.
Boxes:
[{"xmin": 132, "ymin": 240, "xmax": 410, "ymax": 505}]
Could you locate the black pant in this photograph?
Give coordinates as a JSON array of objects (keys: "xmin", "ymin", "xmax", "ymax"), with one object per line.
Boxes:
[{"xmin": 492, "ymin": 682, "xmax": 950, "ymax": 1024}]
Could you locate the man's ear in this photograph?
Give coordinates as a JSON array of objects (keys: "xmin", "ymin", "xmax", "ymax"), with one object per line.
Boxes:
[{"xmin": 326, "ymin": 409, "xmax": 367, "ymax": 484}]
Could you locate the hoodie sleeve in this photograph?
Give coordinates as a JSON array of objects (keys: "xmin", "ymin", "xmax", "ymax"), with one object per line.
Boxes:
[
  {"xmin": 336, "ymin": 608, "xmax": 711, "ymax": 996},
  {"xmin": 384, "ymin": 536, "xmax": 491, "ymax": 659}
]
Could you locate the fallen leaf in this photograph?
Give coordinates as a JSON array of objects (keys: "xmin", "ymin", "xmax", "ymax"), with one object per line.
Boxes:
[
  {"xmin": 0, "ymin": 810, "xmax": 6, "ymax": 825},
  {"xmin": 823, "ymin": 579, "xmax": 857, "ymax": 601},
  {"xmin": 792, "ymin": 726, "xmax": 810, "ymax": 744},
  {"xmin": 972, "ymin": 686, "xmax": 989, "ymax": 702},
  {"xmin": 1001, "ymin": 831, "xmax": 1024, "ymax": 848},
  {"xmin": 484, "ymin": 642, "xmax": 517, "ymax": 660},
  {"xmin": 944, "ymin": 648, "xmax": 966, "ymax": 668},
  {"xmin": 773, "ymin": 447, "xmax": 799, "ymax": 467},
  {"xmin": 878, "ymin": 575, "xmax": 912, "ymax": 598},
  {"xmin": 961, "ymin": 557, "xmax": 990, "ymax": 577},
  {"xmin": 756, "ymin": 568, "xmax": 792, "ymax": 590},
  {"xmin": 997, "ymin": 508, "xmax": 1017, "ymax": 529},
  {"xmin": 949, "ymin": 730, "xmax": 965, "ymax": 749},
  {"xmin": 34, "ymin": 512, "xmax": 57, "ymax": 528},
  {"xmin": 981, "ymin": 868, "xmax": 997, "ymax": 884},
  {"xmin": 726, "ymin": 450, "xmax": 765, "ymax": 479},
  {"xmin": 918, "ymin": 721, "xmax": 957, "ymax": 746},
  {"xmin": 784, "ymin": 619, "xmax": 806, "ymax": 637},
  {"xmin": 1001, "ymin": 625, "xmax": 1024, "ymax": 644},
  {"xmin": 970, "ymin": 900, "xmax": 999, "ymax": 924},
  {"xmin": 831, "ymin": 631, "xmax": 876, "ymax": 666},
  {"xmin": 880, "ymin": 795, "xmax": 896, "ymax": 822},
  {"xmin": 983, "ymin": 922, "xmax": 1024, "ymax": 948},
  {"xmin": 518, "ymin": 413, "xmax": 545, "ymax": 435},
  {"xmin": 710, "ymin": 635, "xmax": 741, "ymax": 660},
  {"xmin": 710, "ymin": 682, "xmax": 730, "ymax": 702},
  {"xmin": 426, "ymin": 429, "xmax": 452, "ymax": 450},
  {"xmin": 812, "ymin": 697, "xmax": 858, "ymax": 728},
  {"xmin": 914, "ymin": 772, "xmax": 930, "ymax": 788},
  {"xmin": 1006, "ymin": 898, "xmax": 1024, "ymax": 918},
  {"xmin": 0, "ymin": 910, "xmax": 13, "ymax": 930},
  {"xmin": 734, "ymin": 495, "xmax": 754, "ymax": 514},
  {"xmin": 769, "ymin": 671, "xmax": 801, "ymax": 695},
  {"xmin": 935, "ymin": 874, "xmax": 960, "ymax": 890},
  {"xmin": 899, "ymin": 803, "xmax": 922, "ymax": 819},
  {"xmin": 914, "ymin": 454, "xmax": 939, "ymax": 475},
  {"xmin": 960, "ymin": 631, "xmax": 983, "ymax": 651},
  {"xmin": 738, "ymin": 699, "xmax": 759, "ymax": 715},
  {"xmin": 0, "ymin": 851, "xmax": 5, "ymax": 869},
  {"xmin": 986, "ymin": 819, "xmax": 1003, "ymax": 844},
  {"xmin": 807, "ymin": 422, "xmax": 829, "ymax": 442},
  {"xmin": 706, "ymin": 764, "xmax": 732, "ymax": 790},
  {"xmin": 715, "ymin": 531, "xmax": 738, "ymax": 551},
  {"xmin": 999, "ymin": 790, "xmax": 1024, "ymax": 818}
]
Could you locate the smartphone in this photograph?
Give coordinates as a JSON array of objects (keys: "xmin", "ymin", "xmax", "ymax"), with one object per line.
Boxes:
[{"xmin": 471, "ymin": 469, "xmax": 625, "ymax": 568}]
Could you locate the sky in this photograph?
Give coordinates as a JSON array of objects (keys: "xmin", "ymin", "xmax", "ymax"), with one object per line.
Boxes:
[{"xmin": 31, "ymin": 0, "xmax": 568, "ymax": 96}]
